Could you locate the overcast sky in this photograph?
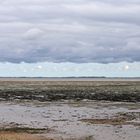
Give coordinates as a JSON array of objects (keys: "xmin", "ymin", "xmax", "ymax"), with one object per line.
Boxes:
[{"xmin": 0, "ymin": 0, "xmax": 140, "ymax": 77}]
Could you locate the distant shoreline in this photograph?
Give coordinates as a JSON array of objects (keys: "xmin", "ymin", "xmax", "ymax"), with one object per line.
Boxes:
[{"xmin": 0, "ymin": 77, "xmax": 140, "ymax": 81}]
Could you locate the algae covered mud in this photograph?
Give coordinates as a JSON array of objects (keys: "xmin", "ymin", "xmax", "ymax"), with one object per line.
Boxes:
[
  {"xmin": 0, "ymin": 78, "xmax": 140, "ymax": 140},
  {"xmin": 0, "ymin": 78, "xmax": 140, "ymax": 102}
]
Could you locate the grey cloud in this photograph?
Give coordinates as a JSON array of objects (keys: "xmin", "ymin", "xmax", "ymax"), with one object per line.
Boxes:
[{"xmin": 0, "ymin": 0, "xmax": 140, "ymax": 63}]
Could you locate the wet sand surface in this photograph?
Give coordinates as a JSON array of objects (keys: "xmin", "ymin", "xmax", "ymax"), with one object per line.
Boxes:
[
  {"xmin": 0, "ymin": 79, "xmax": 140, "ymax": 139},
  {"xmin": 0, "ymin": 100, "xmax": 140, "ymax": 140}
]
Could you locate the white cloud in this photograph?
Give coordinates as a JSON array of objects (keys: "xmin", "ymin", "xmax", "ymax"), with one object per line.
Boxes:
[
  {"xmin": 23, "ymin": 28, "xmax": 44, "ymax": 40},
  {"xmin": 124, "ymin": 65, "xmax": 130, "ymax": 71},
  {"xmin": 37, "ymin": 65, "xmax": 43, "ymax": 69}
]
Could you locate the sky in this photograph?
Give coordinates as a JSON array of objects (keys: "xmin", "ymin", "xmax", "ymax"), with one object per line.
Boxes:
[{"xmin": 0, "ymin": 0, "xmax": 140, "ymax": 77}]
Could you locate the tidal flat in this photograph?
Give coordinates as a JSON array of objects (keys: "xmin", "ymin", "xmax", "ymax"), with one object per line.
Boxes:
[{"xmin": 0, "ymin": 78, "xmax": 140, "ymax": 140}]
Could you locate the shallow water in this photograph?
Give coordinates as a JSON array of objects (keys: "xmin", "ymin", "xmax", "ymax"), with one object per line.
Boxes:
[{"xmin": 0, "ymin": 101, "xmax": 140, "ymax": 140}]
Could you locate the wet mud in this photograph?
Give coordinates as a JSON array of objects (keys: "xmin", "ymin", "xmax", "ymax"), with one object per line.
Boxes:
[{"xmin": 0, "ymin": 79, "xmax": 140, "ymax": 139}]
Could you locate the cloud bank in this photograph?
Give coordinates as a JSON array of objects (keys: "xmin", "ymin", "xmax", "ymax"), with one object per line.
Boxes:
[{"xmin": 0, "ymin": 0, "xmax": 140, "ymax": 63}]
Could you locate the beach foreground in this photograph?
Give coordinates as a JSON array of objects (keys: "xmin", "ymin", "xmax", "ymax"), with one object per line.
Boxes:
[{"xmin": 0, "ymin": 78, "xmax": 140, "ymax": 140}]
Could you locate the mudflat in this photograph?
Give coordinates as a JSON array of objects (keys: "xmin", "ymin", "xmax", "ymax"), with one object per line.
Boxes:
[{"xmin": 0, "ymin": 78, "xmax": 140, "ymax": 140}]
